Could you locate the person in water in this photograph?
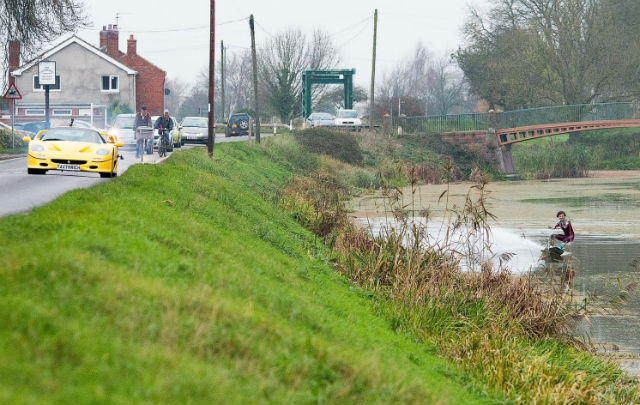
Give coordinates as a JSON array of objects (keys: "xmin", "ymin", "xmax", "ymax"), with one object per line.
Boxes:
[{"xmin": 551, "ymin": 210, "xmax": 575, "ymax": 248}]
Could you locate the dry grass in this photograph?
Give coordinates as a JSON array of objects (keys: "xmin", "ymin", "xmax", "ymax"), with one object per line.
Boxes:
[{"xmin": 278, "ymin": 163, "xmax": 640, "ymax": 404}]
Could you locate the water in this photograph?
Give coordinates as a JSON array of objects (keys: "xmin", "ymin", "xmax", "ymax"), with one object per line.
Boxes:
[{"xmin": 351, "ymin": 175, "xmax": 640, "ymax": 354}]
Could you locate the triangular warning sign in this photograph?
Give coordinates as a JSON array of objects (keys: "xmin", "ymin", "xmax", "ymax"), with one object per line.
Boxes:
[{"xmin": 3, "ymin": 83, "xmax": 22, "ymax": 100}]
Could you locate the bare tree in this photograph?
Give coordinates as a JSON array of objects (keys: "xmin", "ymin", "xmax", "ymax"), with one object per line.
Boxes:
[
  {"xmin": 258, "ymin": 28, "xmax": 339, "ymax": 122},
  {"xmin": 164, "ymin": 77, "xmax": 189, "ymax": 118},
  {"xmin": 1, "ymin": 0, "xmax": 87, "ymax": 86},
  {"xmin": 224, "ymin": 50, "xmax": 253, "ymax": 117},
  {"xmin": 375, "ymin": 43, "xmax": 470, "ymax": 119},
  {"xmin": 425, "ymin": 55, "xmax": 467, "ymax": 115}
]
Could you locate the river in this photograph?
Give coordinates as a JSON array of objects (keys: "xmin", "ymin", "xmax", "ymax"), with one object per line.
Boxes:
[{"xmin": 350, "ymin": 172, "xmax": 640, "ymax": 364}]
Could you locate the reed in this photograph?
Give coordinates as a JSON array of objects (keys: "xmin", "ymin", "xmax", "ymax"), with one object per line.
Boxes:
[{"xmin": 279, "ymin": 161, "xmax": 640, "ymax": 404}]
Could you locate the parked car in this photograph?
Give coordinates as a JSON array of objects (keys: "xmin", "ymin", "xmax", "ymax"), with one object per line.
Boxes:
[
  {"xmin": 151, "ymin": 115, "xmax": 183, "ymax": 150},
  {"xmin": 22, "ymin": 126, "xmax": 123, "ymax": 177},
  {"xmin": 180, "ymin": 116, "xmax": 208, "ymax": 143},
  {"xmin": 16, "ymin": 120, "xmax": 47, "ymax": 136},
  {"xmin": 306, "ymin": 112, "xmax": 335, "ymax": 128},
  {"xmin": 225, "ymin": 112, "xmax": 251, "ymax": 137},
  {"xmin": 107, "ymin": 114, "xmax": 137, "ymax": 149},
  {"xmin": 334, "ymin": 109, "xmax": 362, "ymax": 131}
]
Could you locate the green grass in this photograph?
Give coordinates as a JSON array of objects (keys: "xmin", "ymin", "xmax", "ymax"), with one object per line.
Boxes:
[
  {"xmin": 0, "ymin": 147, "xmax": 26, "ymax": 154},
  {"xmin": 394, "ymin": 133, "xmax": 504, "ymax": 180},
  {"xmin": 512, "ymin": 128, "xmax": 640, "ymax": 177},
  {"xmin": 0, "ymin": 146, "xmax": 501, "ymax": 404}
]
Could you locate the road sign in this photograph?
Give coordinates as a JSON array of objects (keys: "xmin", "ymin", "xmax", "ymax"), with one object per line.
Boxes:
[
  {"xmin": 38, "ymin": 61, "xmax": 56, "ymax": 85},
  {"xmin": 2, "ymin": 83, "xmax": 22, "ymax": 100}
]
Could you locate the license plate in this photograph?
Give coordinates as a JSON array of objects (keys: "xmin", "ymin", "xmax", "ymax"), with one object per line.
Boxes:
[{"xmin": 56, "ymin": 164, "xmax": 81, "ymax": 171}]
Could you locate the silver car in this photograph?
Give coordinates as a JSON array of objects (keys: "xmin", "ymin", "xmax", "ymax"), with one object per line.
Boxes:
[
  {"xmin": 107, "ymin": 114, "xmax": 136, "ymax": 149},
  {"xmin": 306, "ymin": 112, "xmax": 335, "ymax": 128},
  {"xmin": 180, "ymin": 116, "xmax": 208, "ymax": 143}
]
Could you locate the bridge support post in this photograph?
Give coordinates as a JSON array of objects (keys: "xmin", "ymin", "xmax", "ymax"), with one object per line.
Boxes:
[
  {"xmin": 487, "ymin": 109, "xmax": 516, "ymax": 175},
  {"xmin": 500, "ymin": 144, "xmax": 515, "ymax": 174}
]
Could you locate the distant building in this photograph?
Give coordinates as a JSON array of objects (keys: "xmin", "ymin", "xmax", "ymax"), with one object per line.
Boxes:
[
  {"xmin": 99, "ymin": 24, "xmax": 166, "ymax": 115},
  {"xmin": 7, "ymin": 24, "xmax": 166, "ymax": 127}
]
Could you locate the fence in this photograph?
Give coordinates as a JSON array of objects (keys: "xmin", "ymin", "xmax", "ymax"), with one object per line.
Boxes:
[
  {"xmin": 404, "ymin": 113, "xmax": 489, "ymax": 133},
  {"xmin": 402, "ymin": 102, "xmax": 640, "ymax": 134},
  {"xmin": 495, "ymin": 102, "xmax": 640, "ymax": 129}
]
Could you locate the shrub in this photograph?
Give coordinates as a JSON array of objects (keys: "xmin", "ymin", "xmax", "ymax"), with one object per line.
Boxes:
[
  {"xmin": 0, "ymin": 128, "xmax": 26, "ymax": 149},
  {"xmin": 262, "ymin": 134, "xmax": 319, "ymax": 173},
  {"xmin": 294, "ymin": 128, "xmax": 364, "ymax": 166}
]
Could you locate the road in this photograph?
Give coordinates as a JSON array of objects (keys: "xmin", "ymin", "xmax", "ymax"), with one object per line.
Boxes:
[{"xmin": 0, "ymin": 133, "xmax": 274, "ymax": 217}]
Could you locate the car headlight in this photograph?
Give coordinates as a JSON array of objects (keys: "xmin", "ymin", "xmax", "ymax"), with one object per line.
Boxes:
[
  {"xmin": 96, "ymin": 148, "xmax": 111, "ymax": 156},
  {"xmin": 31, "ymin": 144, "xmax": 44, "ymax": 152}
]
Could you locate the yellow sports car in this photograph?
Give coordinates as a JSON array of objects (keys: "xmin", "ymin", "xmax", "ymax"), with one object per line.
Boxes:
[{"xmin": 23, "ymin": 126, "xmax": 123, "ymax": 178}]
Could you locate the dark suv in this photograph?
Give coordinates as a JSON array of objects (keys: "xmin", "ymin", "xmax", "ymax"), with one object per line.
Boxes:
[{"xmin": 225, "ymin": 112, "xmax": 251, "ymax": 137}]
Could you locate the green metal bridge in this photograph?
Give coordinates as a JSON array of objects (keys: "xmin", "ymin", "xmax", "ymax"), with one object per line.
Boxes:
[{"xmin": 404, "ymin": 102, "xmax": 640, "ymax": 146}]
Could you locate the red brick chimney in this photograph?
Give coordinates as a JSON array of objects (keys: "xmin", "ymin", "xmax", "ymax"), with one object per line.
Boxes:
[
  {"xmin": 99, "ymin": 24, "xmax": 120, "ymax": 59},
  {"xmin": 8, "ymin": 40, "xmax": 20, "ymax": 85},
  {"xmin": 127, "ymin": 35, "xmax": 137, "ymax": 56}
]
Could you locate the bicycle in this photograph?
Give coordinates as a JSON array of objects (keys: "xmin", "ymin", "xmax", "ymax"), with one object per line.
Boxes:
[
  {"xmin": 135, "ymin": 126, "xmax": 154, "ymax": 163},
  {"xmin": 158, "ymin": 128, "xmax": 170, "ymax": 158}
]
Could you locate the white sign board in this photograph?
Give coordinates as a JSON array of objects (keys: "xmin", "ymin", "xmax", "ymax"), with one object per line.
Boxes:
[{"xmin": 38, "ymin": 61, "xmax": 56, "ymax": 85}]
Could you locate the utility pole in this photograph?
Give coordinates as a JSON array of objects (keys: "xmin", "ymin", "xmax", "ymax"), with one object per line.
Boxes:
[
  {"xmin": 249, "ymin": 15, "xmax": 261, "ymax": 144},
  {"xmin": 220, "ymin": 40, "xmax": 225, "ymax": 123},
  {"xmin": 369, "ymin": 9, "xmax": 378, "ymax": 131},
  {"xmin": 44, "ymin": 85, "xmax": 50, "ymax": 129},
  {"xmin": 207, "ymin": 0, "xmax": 215, "ymax": 157}
]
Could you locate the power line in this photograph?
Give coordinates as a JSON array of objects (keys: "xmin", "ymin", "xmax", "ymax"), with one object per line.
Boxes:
[
  {"xmin": 327, "ymin": 13, "xmax": 373, "ymax": 39},
  {"xmin": 336, "ymin": 19, "xmax": 372, "ymax": 50},
  {"xmin": 254, "ymin": 21, "xmax": 273, "ymax": 38},
  {"xmin": 81, "ymin": 17, "xmax": 249, "ymax": 34}
]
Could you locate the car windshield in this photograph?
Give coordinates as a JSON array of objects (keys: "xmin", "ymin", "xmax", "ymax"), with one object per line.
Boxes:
[
  {"xmin": 337, "ymin": 110, "xmax": 358, "ymax": 118},
  {"xmin": 311, "ymin": 113, "xmax": 332, "ymax": 120},
  {"xmin": 182, "ymin": 117, "xmax": 208, "ymax": 127},
  {"xmin": 112, "ymin": 116, "xmax": 135, "ymax": 129},
  {"xmin": 230, "ymin": 114, "xmax": 249, "ymax": 121},
  {"xmin": 40, "ymin": 128, "xmax": 105, "ymax": 143}
]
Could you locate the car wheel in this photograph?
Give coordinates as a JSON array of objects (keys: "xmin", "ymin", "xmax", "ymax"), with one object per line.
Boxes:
[
  {"xmin": 27, "ymin": 168, "xmax": 46, "ymax": 175},
  {"xmin": 238, "ymin": 119, "xmax": 249, "ymax": 131},
  {"xmin": 100, "ymin": 171, "xmax": 116, "ymax": 178},
  {"xmin": 224, "ymin": 129, "xmax": 230, "ymax": 137}
]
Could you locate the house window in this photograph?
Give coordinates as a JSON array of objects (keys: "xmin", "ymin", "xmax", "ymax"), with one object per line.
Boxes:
[
  {"xmin": 33, "ymin": 75, "xmax": 61, "ymax": 91},
  {"xmin": 52, "ymin": 109, "xmax": 72, "ymax": 116},
  {"xmin": 25, "ymin": 109, "xmax": 45, "ymax": 116},
  {"xmin": 101, "ymin": 75, "xmax": 119, "ymax": 91}
]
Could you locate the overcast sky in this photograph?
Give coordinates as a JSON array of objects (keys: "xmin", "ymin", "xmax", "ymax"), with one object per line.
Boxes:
[{"xmin": 75, "ymin": 0, "xmax": 489, "ymax": 88}]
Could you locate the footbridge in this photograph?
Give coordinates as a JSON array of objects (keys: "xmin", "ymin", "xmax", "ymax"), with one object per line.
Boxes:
[{"xmin": 403, "ymin": 102, "xmax": 640, "ymax": 174}]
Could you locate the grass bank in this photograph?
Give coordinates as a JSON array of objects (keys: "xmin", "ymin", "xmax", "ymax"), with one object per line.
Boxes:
[
  {"xmin": 0, "ymin": 145, "xmax": 500, "ymax": 404},
  {"xmin": 2, "ymin": 139, "xmax": 637, "ymax": 404},
  {"xmin": 265, "ymin": 133, "xmax": 639, "ymax": 404}
]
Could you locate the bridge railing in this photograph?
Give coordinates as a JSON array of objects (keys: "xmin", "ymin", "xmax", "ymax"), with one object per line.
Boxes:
[
  {"xmin": 495, "ymin": 102, "xmax": 640, "ymax": 129},
  {"xmin": 402, "ymin": 102, "xmax": 640, "ymax": 134},
  {"xmin": 404, "ymin": 113, "xmax": 489, "ymax": 133}
]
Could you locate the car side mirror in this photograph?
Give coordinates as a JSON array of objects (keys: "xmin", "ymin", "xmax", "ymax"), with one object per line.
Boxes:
[
  {"xmin": 22, "ymin": 136, "xmax": 31, "ymax": 142},
  {"xmin": 115, "ymin": 142, "xmax": 124, "ymax": 147}
]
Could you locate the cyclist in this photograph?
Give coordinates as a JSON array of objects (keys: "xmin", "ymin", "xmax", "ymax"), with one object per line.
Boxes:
[
  {"xmin": 134, "ymin": 105, "xmax": 152, "ymax": 158},
  {"xmin": 154, "ymin": 109, "xmax": 174, "ymax": 152}
]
